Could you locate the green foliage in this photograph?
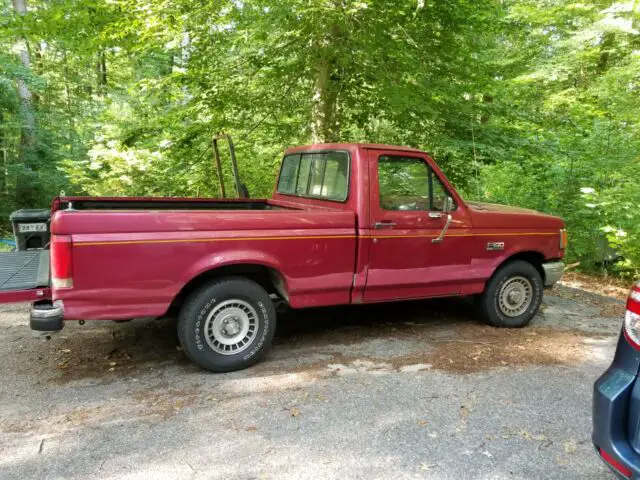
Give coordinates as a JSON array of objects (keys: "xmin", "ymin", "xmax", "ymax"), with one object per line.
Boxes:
[
  {"xmin": 0, "ymin": 0, "xmax": 638, "ymax": 276},
  {"xmin": 465, "ymin": 0, "xmax": 640, "ymax": 276}
]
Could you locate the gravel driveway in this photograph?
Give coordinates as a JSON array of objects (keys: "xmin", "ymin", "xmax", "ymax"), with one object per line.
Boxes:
[{"xmin": 0, "ymin": 286, "xmax": 624, "ymax": 479}]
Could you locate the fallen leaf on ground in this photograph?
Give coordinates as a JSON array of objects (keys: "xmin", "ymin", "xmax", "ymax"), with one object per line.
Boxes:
[
  {"xmin": 290, "ymin": 407, "xmax": 300, "ymax": 417},
  {"xmin": 564, "ymin": 439, "xmax": 577, "ymax": 454}
]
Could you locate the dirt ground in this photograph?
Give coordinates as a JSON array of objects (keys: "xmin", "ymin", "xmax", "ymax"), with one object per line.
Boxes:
[{"xmin": 0, "ymin": 285, "xmax": 626, "ymax": 479}]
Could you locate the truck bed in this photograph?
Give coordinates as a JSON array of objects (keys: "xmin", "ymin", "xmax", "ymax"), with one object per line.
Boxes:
[
  {"xmin": 55, "ymin": 196, "xmax": 280, "ymax": 211},
  {"xmin": 50, "ymin": 199, "xmax": 358, "ymax": 320}
]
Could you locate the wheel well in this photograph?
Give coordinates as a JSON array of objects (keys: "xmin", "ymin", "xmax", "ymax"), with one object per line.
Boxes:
[
  {"xmin": 167, "ymin": 264, "xmax": 288, "ymax": 316},
  {"xmin": 496, "ymin": 251, "xmax": 546, "ymax": 282}
]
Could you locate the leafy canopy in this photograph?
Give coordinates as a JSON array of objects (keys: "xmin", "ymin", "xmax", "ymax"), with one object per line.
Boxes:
[{"xmin": 1, "ymin": 0, "xmax": 639, "ymax": 275}]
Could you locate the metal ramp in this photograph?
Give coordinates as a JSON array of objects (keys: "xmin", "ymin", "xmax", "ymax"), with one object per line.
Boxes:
[{"xmin": 0, "ymin": 251, "xmax": 50, "ymax": 291}]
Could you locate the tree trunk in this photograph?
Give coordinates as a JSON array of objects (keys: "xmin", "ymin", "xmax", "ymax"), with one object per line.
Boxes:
[
  {"xmin": 62, "ymin": 50, "xmax": 72, "ymax": 111},
  {"xmin": 12, "ymin": 0, "xmax": 36, "ymax": 157},
  {"xmin": 597, "ymin": 32, "xmax": 615, "ymax": 73},
  {"xmin": 310, "ymin": 56, "xmax": 340, "ymax": 144},
  {"xmin": 96, "ymin": 49, "xmax": 107, "ymax": 94},
  {"xmin": 0, "ymin": 110, "xmax": 6, "ymax": 198},
  {"xmin": 181, "ymin": 31, "xmax": 191, "ymax": 66},
  {"xmin": 480, "ymin": 94, "xmax": 493, "ymax": 124}
]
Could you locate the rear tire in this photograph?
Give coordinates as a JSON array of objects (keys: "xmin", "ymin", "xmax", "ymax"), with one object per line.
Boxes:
[
  {"xmin": 178, "ymin": 277, "xmax": 276, "ymax": 372},
  {"xmin": 480, "ymin": 260, "xmax": 543, "ymax": 328}
]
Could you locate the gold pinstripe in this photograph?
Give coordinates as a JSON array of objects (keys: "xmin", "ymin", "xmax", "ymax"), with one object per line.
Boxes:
[{"xmin": 73, "ymin": 231, "xmax": 557, "ymax": 247}]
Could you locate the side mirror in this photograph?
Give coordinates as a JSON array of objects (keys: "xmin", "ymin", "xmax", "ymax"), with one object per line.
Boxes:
[{"xmin": 443, "ymin": 196, "xmax": 454, "ymax": 213}]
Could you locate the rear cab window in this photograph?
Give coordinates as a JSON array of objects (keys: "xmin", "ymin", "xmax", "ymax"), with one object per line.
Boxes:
[{"xmin": 277, "ymin": 151, "xmax": 349, "ymax": 202}]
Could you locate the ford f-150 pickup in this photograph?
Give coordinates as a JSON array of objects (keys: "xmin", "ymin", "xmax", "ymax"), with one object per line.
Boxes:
[{"xmin": 1, "ymin": 143, "xmax": 567, "ymax": 372}]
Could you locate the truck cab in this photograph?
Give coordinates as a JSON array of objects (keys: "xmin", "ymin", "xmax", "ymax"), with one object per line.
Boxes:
[
  {"xmin": 274, "ymin": 144, "xmax": 564, "ymax": 304},
  {"xmin": 0, "ymin": 143, "xmax": 566, "ymax": 372}
]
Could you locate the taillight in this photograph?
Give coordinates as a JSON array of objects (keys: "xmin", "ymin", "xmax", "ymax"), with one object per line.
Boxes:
[
  {"xmin": 51, "ymin": 235, "xmax": 73, "ymax": 288},
  {"xmin": 623, "ymin": 282, "xmax": 640, "ymax": 349},
  {"xmin": 560, "ymin": 229, "xmax": 568, "ymax": 250},
  {"xmin": 599, "ymin": 448, "xmax": 632, "ymax": 478}
]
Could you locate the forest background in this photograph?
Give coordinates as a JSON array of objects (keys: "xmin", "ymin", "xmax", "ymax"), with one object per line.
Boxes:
[{"xmin": 1, "ymin": 0, "xmax": 639, "ymax": 276}]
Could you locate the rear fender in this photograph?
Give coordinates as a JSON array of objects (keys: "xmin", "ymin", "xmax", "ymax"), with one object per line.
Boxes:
[{"xmin": 180, "ymin": 250, "xmax": 290, "ymax": 297}]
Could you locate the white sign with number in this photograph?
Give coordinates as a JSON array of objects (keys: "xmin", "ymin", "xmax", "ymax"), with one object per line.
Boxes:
[{"xmin": 18, "ymin": 223, "xmax": 47, "ymax": 233}]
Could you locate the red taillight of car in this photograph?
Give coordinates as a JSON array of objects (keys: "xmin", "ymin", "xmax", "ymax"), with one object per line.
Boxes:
[
  {"xmin": 560, "ymin": 229, "xmax": 568, "ymax": 250},
  {"xmin": 599, "ymin": 448, "xmax": 632, "ymax": 478},
  {"xmin": 51, "ymin": 235, "xmax": 73, "ymax": 289},
  {"xmin": 623, "ymin": 282, "xmax": 640, "ymax": 349}
]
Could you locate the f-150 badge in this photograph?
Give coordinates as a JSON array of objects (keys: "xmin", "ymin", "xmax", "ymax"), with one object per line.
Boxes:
[{"xmin": 486, "ymin": 242, "xmax": 505, "ymax": 251}]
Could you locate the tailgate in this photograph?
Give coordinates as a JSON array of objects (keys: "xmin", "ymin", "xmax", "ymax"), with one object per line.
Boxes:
[{"xmin": 0, "ymin": 251, "xmax": 51, "ymax": 303}]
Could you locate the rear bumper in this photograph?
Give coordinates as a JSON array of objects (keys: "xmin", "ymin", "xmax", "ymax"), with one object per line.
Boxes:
[
  {"xmin": 593, "ymin": 365, "xmax": 640, "ymax": 478},
  {"xmin": 30, "ymin": 300, "xmax": 64, "ymax": 332},
  {"xmin": 542, "ymin": 261, "xmax": 564, "ymax": 286}
]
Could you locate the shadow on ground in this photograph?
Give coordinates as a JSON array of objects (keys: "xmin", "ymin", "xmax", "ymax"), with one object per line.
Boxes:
[
  {"xmin": 3, "ymin": 292, "xmax": 614, "ymax": 384},
  {"xmin": 18, "ymin": 297, "xmax": 476, "ymax": 383}
]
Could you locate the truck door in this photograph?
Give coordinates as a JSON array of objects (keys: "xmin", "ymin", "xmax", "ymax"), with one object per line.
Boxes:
[{"xmin": 363, "ymin": 149, "xmax": 473, "ymax": 302}]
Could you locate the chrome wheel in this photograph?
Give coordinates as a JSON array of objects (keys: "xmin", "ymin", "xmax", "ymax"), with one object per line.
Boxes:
[
  {"xmin": 498, "ymin": 276, "xmax": 533, "ymax": 317},
  {"xmin": 204, "ymin": 299, "xmax": 259, "ymax": 355}
]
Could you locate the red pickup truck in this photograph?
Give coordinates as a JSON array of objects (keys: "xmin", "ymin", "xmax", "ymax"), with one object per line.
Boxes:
[{"xmin": 3, "ymin": 143, "xmax": 566, "ymax": 372}]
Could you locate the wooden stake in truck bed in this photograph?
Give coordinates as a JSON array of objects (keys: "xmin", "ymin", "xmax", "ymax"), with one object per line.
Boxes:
[{"xmin": 1, "ymin": 143, "xmax": 566, "ymax": 372}]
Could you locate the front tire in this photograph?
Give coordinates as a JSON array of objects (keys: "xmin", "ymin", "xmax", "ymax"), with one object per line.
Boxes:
[
  {"xmin": 480, "ymin": 260, "xmax": 543, "ymax": 328},
  {"xmin": 178, "ymin": 277, "xmax": 276, "ymax": 372}
]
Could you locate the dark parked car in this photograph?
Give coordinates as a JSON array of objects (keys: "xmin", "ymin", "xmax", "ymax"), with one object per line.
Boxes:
[{"xmin": 593, "ymin": 281, "xmax": 640, "ymax": 478}]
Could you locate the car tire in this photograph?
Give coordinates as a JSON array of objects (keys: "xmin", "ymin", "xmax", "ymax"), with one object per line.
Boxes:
[
  {"xmin": 480, "ymin": 260, "xmax": 544, "ymax": 328},
  {"xmin": 177, "ymin": 277, "xmax": 276, "ymax": 372}
]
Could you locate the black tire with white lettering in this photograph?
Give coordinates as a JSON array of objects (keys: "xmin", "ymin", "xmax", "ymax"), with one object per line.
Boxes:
[
  {"xmin": 178, "ymin": 277, "xmax": 276, "ymax": 372},
  {"xmin": 480, "ymin": 260, "xmax": 543, "ymax": 328}
]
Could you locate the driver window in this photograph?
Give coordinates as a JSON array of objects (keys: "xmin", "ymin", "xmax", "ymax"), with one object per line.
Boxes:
[
  {"xmin": 378, "ymin": 155, "xmax": 452, "ymax": 211},
  {"xmin": 378, "ymin": 156, "xmax": 429, "ymax": 211},
  {"xmin": 430, "ymin": 169, "xmax": 449, "ymax": 212}
]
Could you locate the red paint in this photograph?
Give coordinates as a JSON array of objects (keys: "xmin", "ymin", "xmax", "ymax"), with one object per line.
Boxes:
[{"xmin": 9, "ymin": 143, "xmax": 565, "ymax": 321}]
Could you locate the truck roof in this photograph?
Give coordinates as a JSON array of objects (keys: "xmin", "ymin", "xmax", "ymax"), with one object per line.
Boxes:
[{"xmin": 284, "ymin": 143, "xmax": 425, "ymax": 155}]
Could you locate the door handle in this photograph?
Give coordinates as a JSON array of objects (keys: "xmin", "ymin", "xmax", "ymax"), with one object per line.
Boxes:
[
  {"xmin": 432, "ymin": 214, "xmax": 452, "ymax": 243},
  {"xmin": 428, "ymin": 212, "xmax": 442, "ymax": 219},
  {"xmin": 374, "ymin": 221, "xmax": 397, "ymax": 229}
]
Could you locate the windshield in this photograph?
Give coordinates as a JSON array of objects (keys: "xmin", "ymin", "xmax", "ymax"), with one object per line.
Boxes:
[{"xmin": 277, "ymin": 151, "xmax": 349, "ymax": 202}]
